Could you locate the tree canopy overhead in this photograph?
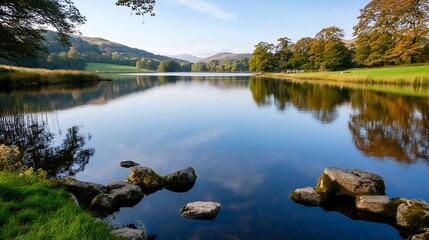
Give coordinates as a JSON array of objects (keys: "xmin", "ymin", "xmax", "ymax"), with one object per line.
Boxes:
[{"xmin": 0, "ymin": 0, "xmax": 156, "ymax": 60}]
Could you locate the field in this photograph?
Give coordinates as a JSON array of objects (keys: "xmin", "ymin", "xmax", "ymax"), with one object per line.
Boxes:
[
  {"xmin": 85, "ymin": 63, "xmax": 153, "ymax": 73},
  {"xmin": 262, "ymin": 65, "xmax": 429, "ymax": 86}
]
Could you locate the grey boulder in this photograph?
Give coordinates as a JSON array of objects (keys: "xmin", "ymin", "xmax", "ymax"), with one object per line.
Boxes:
[
  {"xmin": 316, "ymin": 167, "xmax": 385, "ymax": 197},
  {"xmin": 181, "ymin": 201, "xmax": 221, "ymax": 220},
  {"xmin": 111, "ymin": 227, "xmax": 146, "ymax": 240},
  {"xmin": 164, "ymin": 167, "xmax": 197, "ymax": 192},
  {"xmin": 290, "ymin": 187, "xmax": 322, "ymax": 206}
]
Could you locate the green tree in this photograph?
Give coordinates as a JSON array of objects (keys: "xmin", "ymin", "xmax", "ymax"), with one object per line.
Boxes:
[
  {"xmin": 249, "ymin": 42, "xmax": 276, "ymax": 72},
  {"xmin": 309, "ymin": 27, "xmax": 352, "ymax": 71},
  {"xmin": 0, "ymin": 0, "xmax": 156, "ymax": 60},
  {"xmin": 289, "ymin": 37, "xmax": 313, "ymax": 69},
  {"xmin": 180, "ymin": 62, "xmax": 192, "ymax": 72},
  {"xmin": 157, "ymin": 60, "xmax": 180, "ymax": 72},
  {"xmin": 191, "ymin": 62, "xmax": 208, "ymax": 72},
  {"xmin": 207, "ymin": 60, "xmax": 220, "ymax": 71},
  {"xmin": 275, "ymin": 37, "xmax": 293, "ymax": 71}
]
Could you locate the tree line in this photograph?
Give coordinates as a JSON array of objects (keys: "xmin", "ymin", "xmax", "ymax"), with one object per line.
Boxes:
[
  {"xmin": 250, "ymin": 0, "xmax": 429, "ymax": 72},
  {"xmin": 136, "ymin": 58, "xmax": 250, "ymax": 72}
]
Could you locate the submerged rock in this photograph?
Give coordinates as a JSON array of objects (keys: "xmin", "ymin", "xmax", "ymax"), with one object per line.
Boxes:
[
  {"xmin": 181, "ymin": 201, "xmax": 221, "ymax": 220},
  {"xmin": 107, "ymin": 181, "xmax": 144, "ymax": 207},
  {"xmin": 316, "ymin": 167, "xmax": 385, "ymax": 197},
  {"xmin": 120, "ymin": 161, "xmax": 140, "ymax": 168},
  {"xmin": 127, "ymin": 166, "xmax": 164, "ymax": 195},
  {"xmin": 290, "ymin": 187, "xmax": 322, "ymax": 206},
  {"xmin": 111, "ymin": 227, "xmax": 146, "ymax": 240},
  {"xmin": 61, "ymin": 177, "xmax": 107, "ymax": 204},
  {"xmin": 395, "ymin": 198, "xmax": 429, "ymax": 232},
  {"xmin": 356, "ymin": 195, "xmax": 391, "ymax": 216},
  {"xmin": 164, "ymin": 167, "xmax": 197, "ymax": 192}
]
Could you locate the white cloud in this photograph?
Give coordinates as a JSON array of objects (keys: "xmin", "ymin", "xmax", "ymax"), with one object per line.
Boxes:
[
  {"xmin": 178, "ymin": 0, "xmax": 237, "ymax": 21},
  {"xmin": 179, "ymin": 128, "xmax": 227, "ymax": 148}
]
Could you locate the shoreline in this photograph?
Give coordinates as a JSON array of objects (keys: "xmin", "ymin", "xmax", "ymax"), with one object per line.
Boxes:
[
  {"xmin": 258, "ymin": 65, "xmax": 429, "ymax": 86},
  {"xmin": 0, "ymin": 65, "xmax": 110, "ymax": 89}
]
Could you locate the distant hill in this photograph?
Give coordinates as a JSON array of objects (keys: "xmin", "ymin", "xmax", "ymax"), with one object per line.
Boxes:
[
  {"xmin": 168, "ymin": 54, "xmax": 201, "ymax": 63},
  {"xmin": 80, "ymin": 36, "xmax": 173, "ymax": 62},
  {"xmin": 202, "ymin": 52, "xmax": 252, "ymax": 62}
]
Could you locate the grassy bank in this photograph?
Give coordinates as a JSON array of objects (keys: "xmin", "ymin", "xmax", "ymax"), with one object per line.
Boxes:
[
  {"xmin": 0, "ymin": 65, "xmax": 107, "ymax": 89},
  {"xmin": 262, "ymin": 65, "xmax": 429, "ymax": 85},
  {"xmin": 0, "ymin": 171, "xmax": 119, "ymax": 239},
  {"xmin": 85, "ymin": 63, "xmax": 153, "ymax": 73}
]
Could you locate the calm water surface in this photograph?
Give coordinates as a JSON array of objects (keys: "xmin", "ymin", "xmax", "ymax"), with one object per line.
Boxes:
[{"xmin": 1, "ymin": 74, "xmax": 429, "ymax": 239}]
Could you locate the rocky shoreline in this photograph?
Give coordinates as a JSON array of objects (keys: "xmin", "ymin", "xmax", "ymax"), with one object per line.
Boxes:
[
  {"xmin": 55, "ymin": 162, "xmax": 221, "ymax": 239},
  {"xmin": 290, "ymin": 167, "xmax": 429, "ymax": 239}
]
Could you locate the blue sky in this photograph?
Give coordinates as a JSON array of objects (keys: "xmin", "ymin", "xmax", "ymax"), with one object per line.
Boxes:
[{"xmin": 72, "ymin": 0, "xmax": 368, "ymax": 57}]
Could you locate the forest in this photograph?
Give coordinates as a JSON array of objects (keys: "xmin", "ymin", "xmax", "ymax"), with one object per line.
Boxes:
[{"xmin": 250, "ymin": 0, "xmax": 429, "ymax": 72}]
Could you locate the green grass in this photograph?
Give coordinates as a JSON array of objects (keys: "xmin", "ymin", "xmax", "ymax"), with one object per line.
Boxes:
[
  {"xmin": 0, "ymin": 171, "xmax": 119, "ymax": 240},
  {"xmin": 262, "ymin": 65, "xmax": 429, "ymax": 86},
  {"xmin": 85, "ymin": 63, "xmax": 153, "ymax": 73},
  {"xmin": 0, "ymin": 65, "xmax": 107, "ymax": 89}
]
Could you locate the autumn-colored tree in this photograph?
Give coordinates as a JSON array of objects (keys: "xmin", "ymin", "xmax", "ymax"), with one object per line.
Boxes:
[{"xmin": 354, "ymin": 0, "xmax": 429, "ymax": 65}]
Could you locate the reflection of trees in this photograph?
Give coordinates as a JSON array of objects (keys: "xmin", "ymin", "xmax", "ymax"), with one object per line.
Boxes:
[
  {"xmin": 349, "ymin": 91, "xmax": 429, "ymax": 164},
  {"xmin": 0, "ymin": 75, "xmax": 249, "ymax": 114},
  {"xmin": 0, "ymin": 111, "xmax": 94, "ymax": 177},
  {"xmin": 249, "ymin": 78, "xmax": 350, "ymax": 123},
  {"xmin": 249, "ymin": 77, "xmax": 429, "ymax": 164}
]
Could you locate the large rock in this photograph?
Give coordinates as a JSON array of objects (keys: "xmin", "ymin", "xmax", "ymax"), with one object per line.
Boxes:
[
  {"xmin": 181, "ymin": 201, "xmax": 221, "ymax": 220},
  {"xmin": 120, "ymin": 161, "xmax": 140, "ymax": 168},
  {"xmin": 290, "ymin": 187, "xmax": 322, "ymax": 206},
  {"xmin": 107, "ymin": 181, "xmax": 144, "ymax": 207},
  {"xmin": 164, "ymin": 167, "xmax": 197, "ymax": 192},
  {"xmin": 111, "ymin": 227, "xmax": 146, "ymax": 240},
  {"xmin": 356, "ymin": 195, "xmax": 392, "ymax": 216},
  {"xmin": 127, "ymin": 166, "xmax": 164, "ymax": 195},
  {"xmin": 395, "ymin": 198, "xmax": 429, "ymax": 232},
  {"xmin": 316, "ymin": 167, "xmax": 385, "ymax": 198},
  {"xmin": 90, "ymin": 194, "xmax": 114, "ymax": 212},
  {"xmin": 61, "ymin": 177, "xmax": 106, "ymax": 204}
]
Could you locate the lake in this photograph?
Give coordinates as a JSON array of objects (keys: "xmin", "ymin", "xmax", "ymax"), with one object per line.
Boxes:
[{"xmin": 1, "ymin": 74, "xmax": 428, "ymax": 239}]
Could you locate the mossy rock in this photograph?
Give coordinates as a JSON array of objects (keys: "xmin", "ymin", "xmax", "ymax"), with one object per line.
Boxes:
[
  {"xmin": 90, "ymin": 194, "xmax": 115, "ymax": 213},
  {"xmin": 127, "ymin": 166, "xmax": 164, "ymax": 195},
  {"xmin": 396, "ymin": 198, "xmax": 429, "ymax": 232}
]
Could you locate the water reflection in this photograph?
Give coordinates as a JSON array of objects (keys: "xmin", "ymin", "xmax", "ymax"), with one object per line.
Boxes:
[
  {"xmin": 349, "ymin": 91, "xmax": 429, "ymax": 164},
  {"xmin": 249, "ymin": 78, "xmax": 350, "ymax": 123},
  {"xmin": 0, "ymin": 111, "xmax": 94, "ymax": 177},
  {"xmin": 249, "ymin": 78, "xmax": 429, "ymax": 164},
  {"xmin": 0, "ymin": 75, "xmax": 248, "ymax": 114}
]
